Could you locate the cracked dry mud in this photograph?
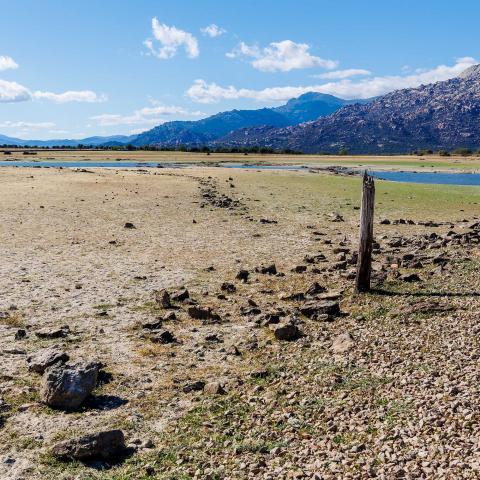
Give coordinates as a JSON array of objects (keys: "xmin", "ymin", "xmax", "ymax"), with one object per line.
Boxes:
[{"xmin": 1, "ymin": 166, "xmax": 480, "ymax": 479}]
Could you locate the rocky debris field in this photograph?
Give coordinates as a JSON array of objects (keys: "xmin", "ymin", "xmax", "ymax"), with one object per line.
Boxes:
[{"xmin": 1, "ymin": 166, "xmax": 480, "ymax": 479}]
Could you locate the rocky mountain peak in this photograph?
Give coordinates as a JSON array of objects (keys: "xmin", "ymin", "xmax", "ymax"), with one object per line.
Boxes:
[
  {"xmin": 458, "ymin": 64, "xmax": 480, "ymax": 81},
  {"xmin": 220, "ymin": 66, "xmax": 480, "ymax": 154}
]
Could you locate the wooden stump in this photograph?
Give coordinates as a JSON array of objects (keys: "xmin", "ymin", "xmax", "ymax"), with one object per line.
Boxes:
[{"xmin": 355, "ymin": 172, "xmax": 375, "ymax": 293}]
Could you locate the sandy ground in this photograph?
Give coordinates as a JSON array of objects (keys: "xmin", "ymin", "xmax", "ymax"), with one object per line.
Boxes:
[{"xmin": 1, "ymin": 166, "xmax": 480, "ymax": 479}]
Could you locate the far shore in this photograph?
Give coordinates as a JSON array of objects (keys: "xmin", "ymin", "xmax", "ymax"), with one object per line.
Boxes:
[{"xmin": 2, "ymin": 149, "xmax": 480, "ymax": 173}]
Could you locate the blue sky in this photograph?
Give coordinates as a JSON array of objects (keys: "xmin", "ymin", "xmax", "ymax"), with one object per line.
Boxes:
[{"xmin": 0, "ymin": 0, "xmax": 479, "ymax": 139}]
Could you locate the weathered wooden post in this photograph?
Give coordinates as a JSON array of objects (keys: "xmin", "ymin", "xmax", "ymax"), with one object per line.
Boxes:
[{"xmin": 355, "ymin": 171, "xmax": 375, "ymax": 293}]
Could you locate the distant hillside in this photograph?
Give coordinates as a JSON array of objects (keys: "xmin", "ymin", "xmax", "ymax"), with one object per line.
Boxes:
[
  {"xmin": 0, "ymin": 134, "xmax": 135, "ymax": 148},
  {"xmin": 131, "ymin": 93, "xmax": 369, "ymax": 147},
  {"xmin": 220, "ymin": 65, "xmax": 480, "ymax": 154},
  {"xmin": 0, "ymin": 92, "xmax": 370, "ymax": 149}
]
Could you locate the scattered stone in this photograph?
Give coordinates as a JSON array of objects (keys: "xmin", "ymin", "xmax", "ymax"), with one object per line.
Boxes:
[
  {"xmin": 236, "ymin": 269, "xmax": 249, "ymax": 283},
  {"xmin": 400, "ymin": 301, "xmax": 455, "ymax": 315},
  {"xmin": 240, "ymin": 305, "xmax": 262, "ymax": 316},
  {"xmin": 305, "ymin": 282, "xmax": 326, "ymax": 296},
  {"xmin": 187, "ymin": 306, "xmax": 221, "ymax": 323},
  {"xmin": 51, "ymin": 430, "xmax": 126, "ymax": 461},
  {"xmin": 171, "ymin": 288, "xmax": 189, "ymax": 302},
  {"xmin": 163, "ymin": 311, "xmax": 177, "ymax": 321},
  {"xmin": 14, "ymin": 329, "xmax": 27, "ymax": 340},
  {"xmin": 35, "ymin": 325, "xmax": 70, "ymax": 339},
  {"xmin": 329, "ymin": 212, "xmax": 344, "ymax": 222},
  {"xmin": 183, "ymin": 381, "xmax": 206, "ymax": 393},
  {"xmin": 227, "ymin": 345, "xmax": 241, "ymax": 356},
  {"xmin": 204, "ymin": 382, "xmax": 226, "ymax": 395},
  {"xmin": 292, "ymin": 265, "xmax": 307, "ymax": 273},
  {"xmin": 259, "ymin": 218, "xmax": 278, "ymax": 224},
  {"xmin": 124, "ymin": 222, "xmax": 136, "ymax": 229},
  {"xmin": 149, "ymin": 329, "xmax": 176, "ymax": 344},
  {"xmin": 256, "ymin": 264, "xmax": 277, "ymax": 275},
  {"xmin": 271, "ymin": 318, "xmax": 301, "ymax": 341},
  {"xmin": 154, "ymin": 289, "xmax": 171, "ymax": 308},
  {"xmin": 141, "ymin": 318, "xmax": 163, "ymax": 330},
  {"xmin": 3, "ymin": 348, "xmax": 26, "ymax": 355},
  {"xmin": 400, "ymin": 273, "xmax": 421, "ymax": 282},
  {"xmin": 304, "ymin": 253, "xmax": 326, "ymax": 264},
  {"xmin": 300, "ymin": 300, "xmax": 340, "ymax": 319},
  {"xmin": 332, "ymin": 261, "xmax": 347, "ymax": 270},
  {"xmin": 221, "ymin": 282, "xmax": 236, "ymax": 293},
  {"xmin": 40, "ymin": 361, "xmax": 99, "ymax": 410},
  {"xmin": 27, "ymin": 346, "xmax": 69, "ymax": 374},
  {"xmin": 331, "ymin": 333, "xmax": 355, "ymax": 354},
  {"xmin": 257, "ymin": 311, "xmax": 282, "ymax": 326}
]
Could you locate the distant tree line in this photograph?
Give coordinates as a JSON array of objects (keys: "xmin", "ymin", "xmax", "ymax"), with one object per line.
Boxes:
[
  {"xmin": 0, "ymin": 143, "xmax": 303, "ymax": 155},
  {"xmin": 411, "ymin": 148, "xmax": 480, "ymax": 157},
  {"xmin": 2, "ymin": 143, "xmax": 480, "ymax": 156}
]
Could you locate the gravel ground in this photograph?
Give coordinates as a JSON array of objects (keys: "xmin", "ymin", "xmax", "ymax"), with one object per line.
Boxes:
[{"xmin": 0, "ymin": 166, "xmax": 479, "ymax": 479}]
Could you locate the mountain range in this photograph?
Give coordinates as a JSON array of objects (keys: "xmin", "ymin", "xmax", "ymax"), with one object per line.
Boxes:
[
  {"xmin": 0, "ymin": 93, "xmax": 368, "ymax": 148},
  {"xmin": 0, "ymin": 134, "xmax": 132, "ymax": 148},
  {"xmin": 220, "ymin": 65, "xmax": 480, "ymax": 154},
  {"xmin": 130, "ymin": 92, "xmax": 372, "ymax": 147}
]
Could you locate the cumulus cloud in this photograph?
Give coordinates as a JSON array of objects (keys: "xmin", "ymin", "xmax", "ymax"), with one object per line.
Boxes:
[
  {"xmin": 187, "ymin": 57, "xmax": 477, "ymax": 103},
  {"xmin": 144, "ymin": 18, "xmax": 199, "ymax": 59},
  {"xmin": 0, "ymin": 77, "xmax": 106, "ymax": 104},
  {"xmin": 226, "ymin": 40, "xmax": 338, "ymax": 72},
  {"xmin": 32, "ymin": 90, "xmax": 106, "ymax": 103},
  {"xmin": 0, "ymin": 55, "xmax": 19, "ymax": 71},
  {"xmin": 91, "ymin": 103, "xmax": 205, "ymax": 127},
  {"xmin": 0, "ymin": 120, "xmax": 55, "ymax": 129},
  {"xmin": 314, "ymin": 69, "xmax": 372, "ymax": 80},
  {"xmin": 0, "ymin": 79, "xmax": 31, "ymax": 102},
  {"xmin": 201, "ymin": 24, "xmax": 226, "ymax": 38}
]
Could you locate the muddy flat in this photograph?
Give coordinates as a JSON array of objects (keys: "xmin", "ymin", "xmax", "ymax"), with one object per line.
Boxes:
[{"xmin": 1, "ymin": 165, "xmax": 480, "ymax": 479}]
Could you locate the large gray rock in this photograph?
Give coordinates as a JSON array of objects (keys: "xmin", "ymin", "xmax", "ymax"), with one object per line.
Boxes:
[
  {"xmin": 27, "ymin": 346, "xmax": 69, "ymax": 374},
  {"xmin": 300, "ymin": 300, "xmax": 340, "ymax": 319},
  {"xmin": 51, "ymin": 430, "xmax": 125, "ymax": 460},
  {"xmin": 40, "ymin": 362, "xmax": 99, "ymax": 410},
  {"xmin": 35, "ymin": 326, "xmax": 70, "ymax": 339},
  {"xmin": 271, "ymin": 319, "xmax": 301, "ymax": 341}
]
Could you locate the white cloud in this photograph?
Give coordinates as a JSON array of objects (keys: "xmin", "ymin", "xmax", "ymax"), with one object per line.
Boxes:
[
  {"xmin": 0, "ymin": 120, "xmax": 55, "ymax": 129},
  {"xmin": 201, "ymin": 24, "xmax": 226, "ymax": 38},
  {"xmin": 48, "ymin": 129, "xmax": 69, "ymax": 135},
  {"xmin": 187, "ymin": 57, "xmax": 477, "ymax": 103},
  {"xmin": 226, "ymin": 40, "xmax": 338, "ymax": 72},
  {"xmin": 0, "ymin": 55, "xmax": 19, "ymax": 71},
  {"xmin": 144, "ymin": 18, "xmax": 199, "ymax": 59},
  {"xmin": 0, "ymin": 79, "xmax": 106, "ymax": 104},
  {"xmin": 0, "ymin": 79, "xmax": 31, "ymax": 102},
  {"xmin": 314, "ymin": 69, "xmax": 371, "ymax": 80},
  {"xmin": 32, "ymin": 90, "xmax": 107, "ymax": 103},
  {"xmin": 91, "ymin": 103, "xmax": 205, "ymax": 127},
  {"xmin": 129, "ymin": 127, "xmax": 152, "ymax": 135}
]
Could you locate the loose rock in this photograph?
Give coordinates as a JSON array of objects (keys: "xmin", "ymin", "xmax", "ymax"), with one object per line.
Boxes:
[
  {"xmin": 51, "ymin": 430, "xmax": 126, "ymax": 461},
  {"xmin": 40, "ymin": 362, "xmax": 99, "ymax": 410}
]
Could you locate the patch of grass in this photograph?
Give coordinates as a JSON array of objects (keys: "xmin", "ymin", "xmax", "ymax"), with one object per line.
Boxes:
[
  {"xmin": 382, "ymin": 401, "xmax": 412, "ymax": 425},
  {"xmin": 136, "ymin": 343, "xmax": 168, "ymax": 357},
  {"xmin": 130, "ymin": 301, "xmax": 162, "ymax": 315},
  {"xmin": 93, "ymin": 303, "xmax": 115, "ymax": 310},
  {"xmin": 0, "ymin": 311, "xmax": 25, "ymax": 327}
]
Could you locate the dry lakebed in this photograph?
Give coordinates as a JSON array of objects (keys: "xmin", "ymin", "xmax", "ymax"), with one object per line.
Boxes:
[{"xmin": 1, "ymin": 158, "xmax": 480, "ymax": 479}]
